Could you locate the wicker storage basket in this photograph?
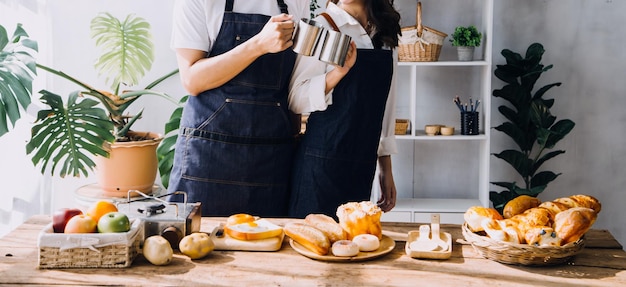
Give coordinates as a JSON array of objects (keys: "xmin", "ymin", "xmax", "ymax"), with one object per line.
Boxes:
[
  {"xmin": 461, "ymin": 222, "xmax": 585, "ymax": 266},
  {"xmin": 398, "ymin": 2, "xmax": 447, "ymax": 62},
  {"xmin": 38, "ymin": 219, "xmax": 142, "ymax": 269}
]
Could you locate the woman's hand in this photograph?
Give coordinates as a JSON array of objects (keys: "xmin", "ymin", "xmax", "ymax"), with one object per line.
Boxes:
[
  {"xmin": 377, "ymin": 156, "xmax": 396, "ymax": 212},
  {"xmin": 253, "ymin": 14, "xmax": 296, "ymax": 54},
  {"xmin": 333, "ymin": 41, "xmax": 357, "ymax": 74}
]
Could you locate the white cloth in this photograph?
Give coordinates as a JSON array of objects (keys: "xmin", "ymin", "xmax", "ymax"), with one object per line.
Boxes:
[
  {"xmin": 288, "ymin": 2, "xmax": 398, "ymax": 157},
  {"xmin": 171, "ymin": 0, "xmax": 309, "ymax": 52}
]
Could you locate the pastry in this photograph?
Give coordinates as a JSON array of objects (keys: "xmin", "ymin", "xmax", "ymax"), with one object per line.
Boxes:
[
  {"xmin": 304, "ymin": 214, "xmax": 346, "ymax": 243},
  {"xmin": 524, "ymin": 226, "xmax": 561, "ymax": 246},
  {"xmin": 352, "ymin": 234, "xmax": 380, "ymax": 252},
  {"xmin": 336, "ymin": 201, "xmax": 383, "ymax": 240},
  {"xmin": 331, "ymin": 240, "xmax": 360, "ymax": 257},
  {"xmin": 463, "ymin": 206, "xmax": 503, "ymax": 232},
  {"xmin": 554, "ymin": 207, "xmax": 597, "ymax": 244},
  {"xmin": 502, "ymin": 195, "xmax": 541, "ymax": 219}
]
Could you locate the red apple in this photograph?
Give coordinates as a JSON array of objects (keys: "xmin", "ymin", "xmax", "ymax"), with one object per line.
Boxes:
[{"xmin": 52, "ymin": 208, "xmax": 83, "ymax": 233}]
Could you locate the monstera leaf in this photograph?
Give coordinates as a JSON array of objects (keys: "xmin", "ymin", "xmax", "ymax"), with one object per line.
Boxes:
[
  {"xmin": 0, "ymin": 24, "xmax": 37, "ymax": 137},
  {"xmin": 26, "ymin": 91, "xmax": 115, "ymax": 177}
]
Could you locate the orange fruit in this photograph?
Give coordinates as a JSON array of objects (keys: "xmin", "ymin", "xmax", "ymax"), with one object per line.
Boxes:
[{"xmin": 86, "ymin": 200, "xmax": 118, "ymax": 223}]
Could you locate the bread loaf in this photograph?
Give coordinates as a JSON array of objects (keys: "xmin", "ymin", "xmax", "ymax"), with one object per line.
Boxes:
[
  {"xmin": 284, "ymin": 222, "xmax": 330, "ymax": 255},
  {"xmin": 554, "ymin": 207, "xmax": 597, "ymax": 244},
  {"xmin": 502, "ymin": 195, "xmax": 541, "ymax": 219},
  {"xmin": 524, "ymin": 226, "xmax": 561, "ymax": 246},
  {"xmin": 304, "ymin": 214, "xmax": 346, "ymax": 243},
  {"xmin": 337, "ymin": 201, "xmax": 383, "ymax": 240},
  {"xmin": 463, "ymin": 206, "xmax": 503, "ymax": 232},
  {"xmin": 481, "ymin": 218, "xmax": 521, "ymax": 244}
]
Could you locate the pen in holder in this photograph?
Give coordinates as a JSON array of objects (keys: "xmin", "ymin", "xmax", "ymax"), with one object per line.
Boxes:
[{"xmin": 460, "ymin": 111, "xmax": 479, "ymax": 135}]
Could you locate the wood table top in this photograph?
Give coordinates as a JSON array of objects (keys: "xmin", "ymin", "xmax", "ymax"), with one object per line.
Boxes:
[{"xmin": 1, "ymin": 215, "xmax": 625, "ymax": 286}]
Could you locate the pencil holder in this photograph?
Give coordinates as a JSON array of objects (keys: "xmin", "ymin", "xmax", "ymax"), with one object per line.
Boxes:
[{"xmin": 460, "ymin": 112, "xmax": 479, "ymax": 135}]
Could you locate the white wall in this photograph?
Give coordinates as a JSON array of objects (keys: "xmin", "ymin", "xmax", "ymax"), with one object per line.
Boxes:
[{"xmin": 1, "ymin": 0, "xmax": 625, "ymax": 249}]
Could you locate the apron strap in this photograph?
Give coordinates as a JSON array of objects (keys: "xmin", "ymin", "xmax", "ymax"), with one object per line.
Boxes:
[
  {"xmin": 277, "ymin": 0, "xmax": 289, "ymax": 14},
  {"xmin": 225, "ymin": 0, "xmax": 234, "ymax": 12},
  {"xmin": 319, "ymin": 12, "xmax": 340, "ymax": 32}
]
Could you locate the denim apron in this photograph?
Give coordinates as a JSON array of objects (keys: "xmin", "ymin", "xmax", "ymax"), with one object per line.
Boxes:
[
  {"xmin": 289, "ymin": 48, "xmax": 393, "ymax": 218},
  {"xmin": 168, "ymin": 0, "xmax": 296, "ymax": 217}
]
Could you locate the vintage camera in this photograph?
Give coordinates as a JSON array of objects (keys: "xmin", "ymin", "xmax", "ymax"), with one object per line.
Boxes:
[{"xmin": 117, "ymin": 191, "xmax": 201, "ymax": 248}]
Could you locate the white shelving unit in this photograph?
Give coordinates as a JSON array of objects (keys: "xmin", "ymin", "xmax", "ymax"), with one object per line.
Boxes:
[{"xmin": 382, "ymin": 0, "xmax": 493, "ymax": 224}]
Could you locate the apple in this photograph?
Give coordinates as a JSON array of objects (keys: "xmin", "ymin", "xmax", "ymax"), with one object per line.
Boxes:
[
  {"xmin": 52, "ymin": 208, "xmax": 83, "ymax": 233},
  {"xmin": 97, "ymin": 212, "xmax": 131, "ymax": 233},
  {"xmin": 64, "ymin": 214, "xmax": 97, "ymax": 233}
]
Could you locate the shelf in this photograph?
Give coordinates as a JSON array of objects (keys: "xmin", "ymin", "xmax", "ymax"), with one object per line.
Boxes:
[
  {"xmin": 398, "ymin": 60, "xmax": 490, "ymax": 67},
  {"xmin": 381, "ymin": 198, "xmax": 483, "ymax": 224},
  {"xmin": 395, "ymin": 134, "xmax": 487, "ymax": 141}
]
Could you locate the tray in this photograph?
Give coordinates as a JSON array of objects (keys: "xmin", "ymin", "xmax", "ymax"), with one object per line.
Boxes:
[
  {"xmin": 210, "ymin": 224, "xmax": 284, "ymax": 252},
  {"xmin": 289, "ymin": 235, "xmax": 395, "ymax": 262},
  {"xmin": 405, "ymin": 230, "xmax": 452, "ymax": 259}
]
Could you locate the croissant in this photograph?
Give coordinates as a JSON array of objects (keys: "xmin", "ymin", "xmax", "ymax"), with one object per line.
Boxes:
[{"xmin": 554, "ymin": 207, "xmax": 597, "ymax": 244}]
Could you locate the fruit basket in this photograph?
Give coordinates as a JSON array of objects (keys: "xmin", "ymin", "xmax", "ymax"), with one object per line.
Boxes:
[
  {"xmin": 37, "ymin": 219, "xmax": 142, "ymax": 269},
  {"xmin": 461, "ymin": 222, "xmax": 585, "ymax": 266}
]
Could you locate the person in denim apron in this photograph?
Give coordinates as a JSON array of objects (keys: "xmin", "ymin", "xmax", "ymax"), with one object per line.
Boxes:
[
  {"xmin": 168, "ymin": 0, "xmax": 308, "ymax": 216},
  {"xmin": 288, "ymin": 0, "xmax": 401, "ymax": 218}
]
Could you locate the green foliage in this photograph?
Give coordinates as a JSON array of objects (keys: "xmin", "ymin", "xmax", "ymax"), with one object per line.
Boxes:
[
  {"xmin": 0, "ymin": 15, "xmax": 178, "ymax": 178},
  {"xmin": 489, "ymin": 43, "xmax": 575, "ymax": 213},
  {"xmin": 157, "ymin": 95, "xmax": 187, "ymax": 189},
  {"xmin": 0, "ymin": 24, "xmax": 37, "ymax": 137},
  {"xmin": 310, "ymin": 0, "xmax": 320, "ymax": 18},
  {"xmin": 450, "ymin": 25, "xmax": 482, "ymax": 47}
]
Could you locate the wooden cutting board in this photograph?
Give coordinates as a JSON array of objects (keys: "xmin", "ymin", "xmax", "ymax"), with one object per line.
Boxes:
[{"xmin": 210, "ymin": 227, "xmax": 284, "ymax": 251}]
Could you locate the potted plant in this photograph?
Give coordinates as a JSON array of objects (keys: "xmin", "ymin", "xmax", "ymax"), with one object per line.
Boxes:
[
  {"xmin": 449, "ymin": 25, "xmax": 482, "ymax": 61},
  {"xmin": 0, "ymin": 14, "xmax": 179, "ymax": 197},
  {"xmin": 489, "ymin": 43, "xmax": 575, "ymax": 213}
]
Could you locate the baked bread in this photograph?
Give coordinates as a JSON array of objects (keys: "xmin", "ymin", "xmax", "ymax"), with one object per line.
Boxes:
[
  {"xmin": 304, "ymin": 214, "xmax": 346, "ymax": 243},
  {"xmin": 524, "ymin": 226, "xmax": 561, "ymax": 246},
  {"xmin": 554, "ymin": 207, "xmax": 597, "ymax": 244},
  {"xmin": 331, "ymin": 240, "xmax": 359, "ymax": 257},
  {"xmin": 537, "ymin": 201, "xmax": 570, "ymax": 220},
  {"xmin": 223, "ymin": 219, "xmax": 283, "ymax": 241},
  {"xmin": 569, "ymin": 194, "xmax": 602, "ymax": 214},
  {"xmin": 284, "ymin": 222, "xmax": 330, "ymax": 255},
  {"xmin": 502, "ymin": 195, "xmax": 541, "ymax": 219},
  {"xmin": 481, "ymin": 218, "xmax": 521, "ymax": 244},
  {"xmin": 226, "ymin": 213, "xmax": 255, "ymax": 226},
  {"xmin": 336, "ymin": 201, "xmax": 383, "ymax": 240},
  {"xmin": 463, "ymin": 206, "xmax": 503, "ymax": 232}
]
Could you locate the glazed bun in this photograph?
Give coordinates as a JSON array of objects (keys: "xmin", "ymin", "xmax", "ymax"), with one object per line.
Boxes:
[
  {"xmin": 503, "ymin": 195, "xmax": 541, "ymax": 219},
  {"xmin": 524, "ymin": 226, "xmax": 561, "ymax": 246},
  {"xmin": 226, "ymin": 213, "xmax": 255, "ymax": 226},
  {"xmin": 352, "ymin": 234, "xmax": 380, "ymax": 252},
  {"xmin": 304, "ymin": 214, "xmax": 346, "ymax": 243},
  {"xmin": 554, "ymin": 207, "xmax": 597, "ymax": 244}
]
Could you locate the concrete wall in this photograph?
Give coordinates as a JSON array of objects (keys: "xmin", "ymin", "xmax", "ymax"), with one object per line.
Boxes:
[{"xmin": 1, "ymin": 0, "xmax": 624, "ymax": 249}]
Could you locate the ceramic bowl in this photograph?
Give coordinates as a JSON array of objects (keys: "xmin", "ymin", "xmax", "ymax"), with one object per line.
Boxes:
[
  {"xmin": 440, "ymin": 126, "xmax": 455, "ymax": 136},
  {"xmin": 424, "ymin": 125, "xmax": 441, "ymax": 136}
]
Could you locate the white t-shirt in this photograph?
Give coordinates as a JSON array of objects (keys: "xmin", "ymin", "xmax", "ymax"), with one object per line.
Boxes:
[
  {"xmin": 288, "ymin": 2, "xmax": 398, "ymax": 157},
  {"xmin": 171, "ymin": 0, "xmax": 310, "ymax": 52}
]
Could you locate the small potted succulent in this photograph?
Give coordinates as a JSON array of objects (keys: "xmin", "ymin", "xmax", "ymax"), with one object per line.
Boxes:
[{"xmin": 449, "ymin": 25, "xmax": 482, "ymax": 61}]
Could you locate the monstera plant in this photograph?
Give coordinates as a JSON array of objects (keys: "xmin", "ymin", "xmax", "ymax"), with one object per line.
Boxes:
[
  {"xmin": 1, "ymin": 14, "xmax": 179, "ymax": 183},
  {"xmin": 489, "ymin": 43, "xmax": 575, "ymax": 213},
  {"xmin": 0, "ymin": 23, "xmax": 37, "ymax": 138}
]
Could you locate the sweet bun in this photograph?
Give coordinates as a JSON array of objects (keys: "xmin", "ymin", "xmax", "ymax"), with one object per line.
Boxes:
[
  {"xmin": 304, "ymin": 214, "xmax": 346, "ymax": 243},
  {"xmin": 284, "ymin": 222, "xmax": 330, "ymax": 255},
  {"xmin": 226, "ymin": 213, "xmax": 255, "ymax": 226},
  {"xmin": 331, "ymin": 240, "xmax": 360, "ymax": 257},
  {"xmin": 352, "ymin": 234, "xmax": 380, "ymax": 252},
  {"xmin": 503, "ymin": 195, "xmax": 541, "ymax": 219},
  {"xmin": 554, "ymin": 207, "xmax": 597, "ymax": 244},
  {"xmin": 524, "ymin": 226, "xmax": 561, "ymax": 246},
  {"xmin": 569, "ymin": 194, "xmax": 602, "ymax": 214},
  {"xmin": 464, "ymin": 206, "xmax": 503, "ymax": 232},
  {"xmin": 481, "ymin": 219, "xmax": 521, "ymax": 244},
  {"xmin": 538, "ymin": 201, "xmax": 569, "ymax": 219},
  {"xmin": 337, "ymin": 201, "xmax": 383, "ymax": 240}
]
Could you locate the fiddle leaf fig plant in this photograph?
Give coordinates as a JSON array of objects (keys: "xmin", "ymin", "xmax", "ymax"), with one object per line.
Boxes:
[
  {"xmin": 489, "ymin": 43, "xmax": 575, "ymax": 213},
  {"xmin": 0, "ymin": 13, "xmax": 178, "ymax": 178},
  {"xmin": 0, "ymin": 23, "xmax": 37, "ymax": 138}
]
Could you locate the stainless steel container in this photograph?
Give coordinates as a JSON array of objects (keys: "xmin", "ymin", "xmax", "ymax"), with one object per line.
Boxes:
[
  {"xmin": 318, "ymin": 29, "xmax": 352, "ymax": 67},
  {"xmin": 292, "ymin": 18, "xmax": 324, "ymax": 57}
]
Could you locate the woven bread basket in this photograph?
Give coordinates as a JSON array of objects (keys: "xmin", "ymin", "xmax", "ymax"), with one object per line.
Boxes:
[
  {"xmin": 461, "ymin": 222, "xmax": 585, "ymax": 266},
  {"xmin": 398, "ymin": 2, "xmax": 447, "ymax": 62}
]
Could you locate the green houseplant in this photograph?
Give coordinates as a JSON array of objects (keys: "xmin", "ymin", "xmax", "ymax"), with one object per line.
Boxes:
[
  {"xmin": 0, "ymin": 14, "xmax": 179, "ymax": 195},
  {"xmin": 449, "ymin": 25, "xmax": 482, "ymax": 61},
  {"xmin": 489, "ymin": 43, "xmax": 575, "ymax": 213}
]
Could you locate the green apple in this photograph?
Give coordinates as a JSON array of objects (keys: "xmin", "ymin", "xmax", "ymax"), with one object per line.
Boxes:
[{"xmin": 97, "ymin": 212, "xmax": 131, "ymax": 233}]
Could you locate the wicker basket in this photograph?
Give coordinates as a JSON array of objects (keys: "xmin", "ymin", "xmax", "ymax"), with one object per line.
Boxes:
[
  {"xmin": 398, "ymin": 2, "xmax": 447, "ymax": 62},
  {"xmin": 461, "ymin": 223, "xmax": 585, "ymax": 266},
  {"xmin": 38, "ymin": 219, "xmax": 142, "ymax": 269}
]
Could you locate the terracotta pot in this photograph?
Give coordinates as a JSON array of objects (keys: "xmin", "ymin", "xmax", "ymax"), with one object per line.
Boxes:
[{"xmin": 95, "ymin": 131, "xmax": 163, "ymax": 197}]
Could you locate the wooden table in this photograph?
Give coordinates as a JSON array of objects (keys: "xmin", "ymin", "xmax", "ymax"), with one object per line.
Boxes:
[{"xmin": 1, "ymin": 215, "xmax": 625, "ymax": 286}]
